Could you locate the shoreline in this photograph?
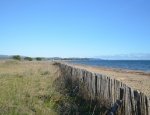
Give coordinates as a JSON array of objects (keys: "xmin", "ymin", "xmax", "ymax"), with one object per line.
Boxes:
[
  {"xmin": 64, "ymin": 62, "xmax": 150, "ymax": 97},
  {"xmin": 68, "ymin": 62, "xmax": 150, "ymax": 76}
]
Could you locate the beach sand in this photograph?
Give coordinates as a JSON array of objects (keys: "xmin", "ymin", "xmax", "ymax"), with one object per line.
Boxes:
[{"xmin": 66, "ymin": 62, "xmax": 150, "ymax": 97}]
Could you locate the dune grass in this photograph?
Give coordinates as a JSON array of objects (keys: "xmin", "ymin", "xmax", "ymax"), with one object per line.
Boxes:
[
  {"xmin": 0, "ymin": 60, "xmax": 62, "ymax": 115},
  {"xmin": 0, "ymin": 60, "xmax": 111, "ymax": 115}
]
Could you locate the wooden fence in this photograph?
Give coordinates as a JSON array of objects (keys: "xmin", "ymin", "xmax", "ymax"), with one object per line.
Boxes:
[{"xmin": 55, "ymin": 62, "xmax": 150, "ymax": 115}]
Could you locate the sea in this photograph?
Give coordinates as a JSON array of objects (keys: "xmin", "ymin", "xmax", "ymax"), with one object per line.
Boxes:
[{"xmin": 69, "ymin": 60, "xmax": 150, "ymax": 73}]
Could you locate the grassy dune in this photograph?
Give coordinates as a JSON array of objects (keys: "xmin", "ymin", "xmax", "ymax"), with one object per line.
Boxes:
[
  {"xmin": 0, "ymin": 60, "xmax": 62, "ymax": 115},
  {"xmin": 1, "ymin": 60, "xmax": 104, "ymax": 115}
]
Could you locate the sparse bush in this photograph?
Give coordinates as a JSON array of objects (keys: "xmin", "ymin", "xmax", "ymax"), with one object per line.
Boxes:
[
  {"xmin": 36, "ymin": 57, "xmax": 42, "ymax": 61},
  {"xmin": 24, "ymin": 57, "xmax": 32, "ymax": 61},
  {"xmin": 12, "ymin": 55, "xmax": 21, "ymax": 61}
]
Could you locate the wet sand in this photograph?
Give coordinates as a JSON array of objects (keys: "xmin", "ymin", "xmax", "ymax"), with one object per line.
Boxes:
[{"xmin": 65, "ymin": 62, "xmax": 150, "ymax": 97}]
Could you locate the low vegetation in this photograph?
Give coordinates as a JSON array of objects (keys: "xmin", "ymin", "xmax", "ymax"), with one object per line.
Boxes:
[
  {"xmin": 0, "ymin": 60, "xmax": 106, "ymax": 114},
  {"xmin": 11, "ymin": 55, "xmax": 44, "ymax": 61},
  {"xmin": 24, "ymin": 57, "xmax": 33, "ymax": 61},
  {"xmin": 35, "ymin": 57, "xmax": 42, "ymax": 61},
  {"xmin": 0, "ymin": 60, "xmax": 64, "ymax": 115},
  {"xmin": 12, "ymin": 55, "xmax": 21, "ymax": 61}
]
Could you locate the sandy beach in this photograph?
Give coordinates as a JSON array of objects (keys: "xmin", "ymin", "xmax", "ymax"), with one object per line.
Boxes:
[{"xmin": 65, "ymin": 62, "xmax": 150, "ymax": 97}]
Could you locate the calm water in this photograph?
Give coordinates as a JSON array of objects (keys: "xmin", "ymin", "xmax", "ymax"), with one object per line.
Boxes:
[{"xmin": 69, "ymin": 60, "xmax": 150, "ymax": 72}]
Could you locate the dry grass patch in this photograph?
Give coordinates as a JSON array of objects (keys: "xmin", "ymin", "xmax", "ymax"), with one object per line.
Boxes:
[{"xmin": 0, "ymin": 60, "xmax": 61, "ymax": 115}]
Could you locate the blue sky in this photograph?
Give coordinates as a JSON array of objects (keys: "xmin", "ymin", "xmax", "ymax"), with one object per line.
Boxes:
[{"xmin": 0, "ymin": 0, "xmax": 150, "ymax": 58}]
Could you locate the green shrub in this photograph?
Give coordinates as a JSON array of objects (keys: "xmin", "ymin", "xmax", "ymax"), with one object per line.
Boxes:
[
  {"xmin": 12, "ymin": 55, "xmax": 21, "ymax": 61},
  {"xmin": 24, "ymin": 57, "xmax": 33, "ymax": 61},
  {"xmin": 35, "ymin": 57, "xmax": 42, "ymax": 61}
]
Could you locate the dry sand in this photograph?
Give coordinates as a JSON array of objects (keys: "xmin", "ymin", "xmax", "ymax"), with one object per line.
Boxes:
[{"xmin": 65, "ymin": 62, "xmax": 150, "ymax": 97}]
